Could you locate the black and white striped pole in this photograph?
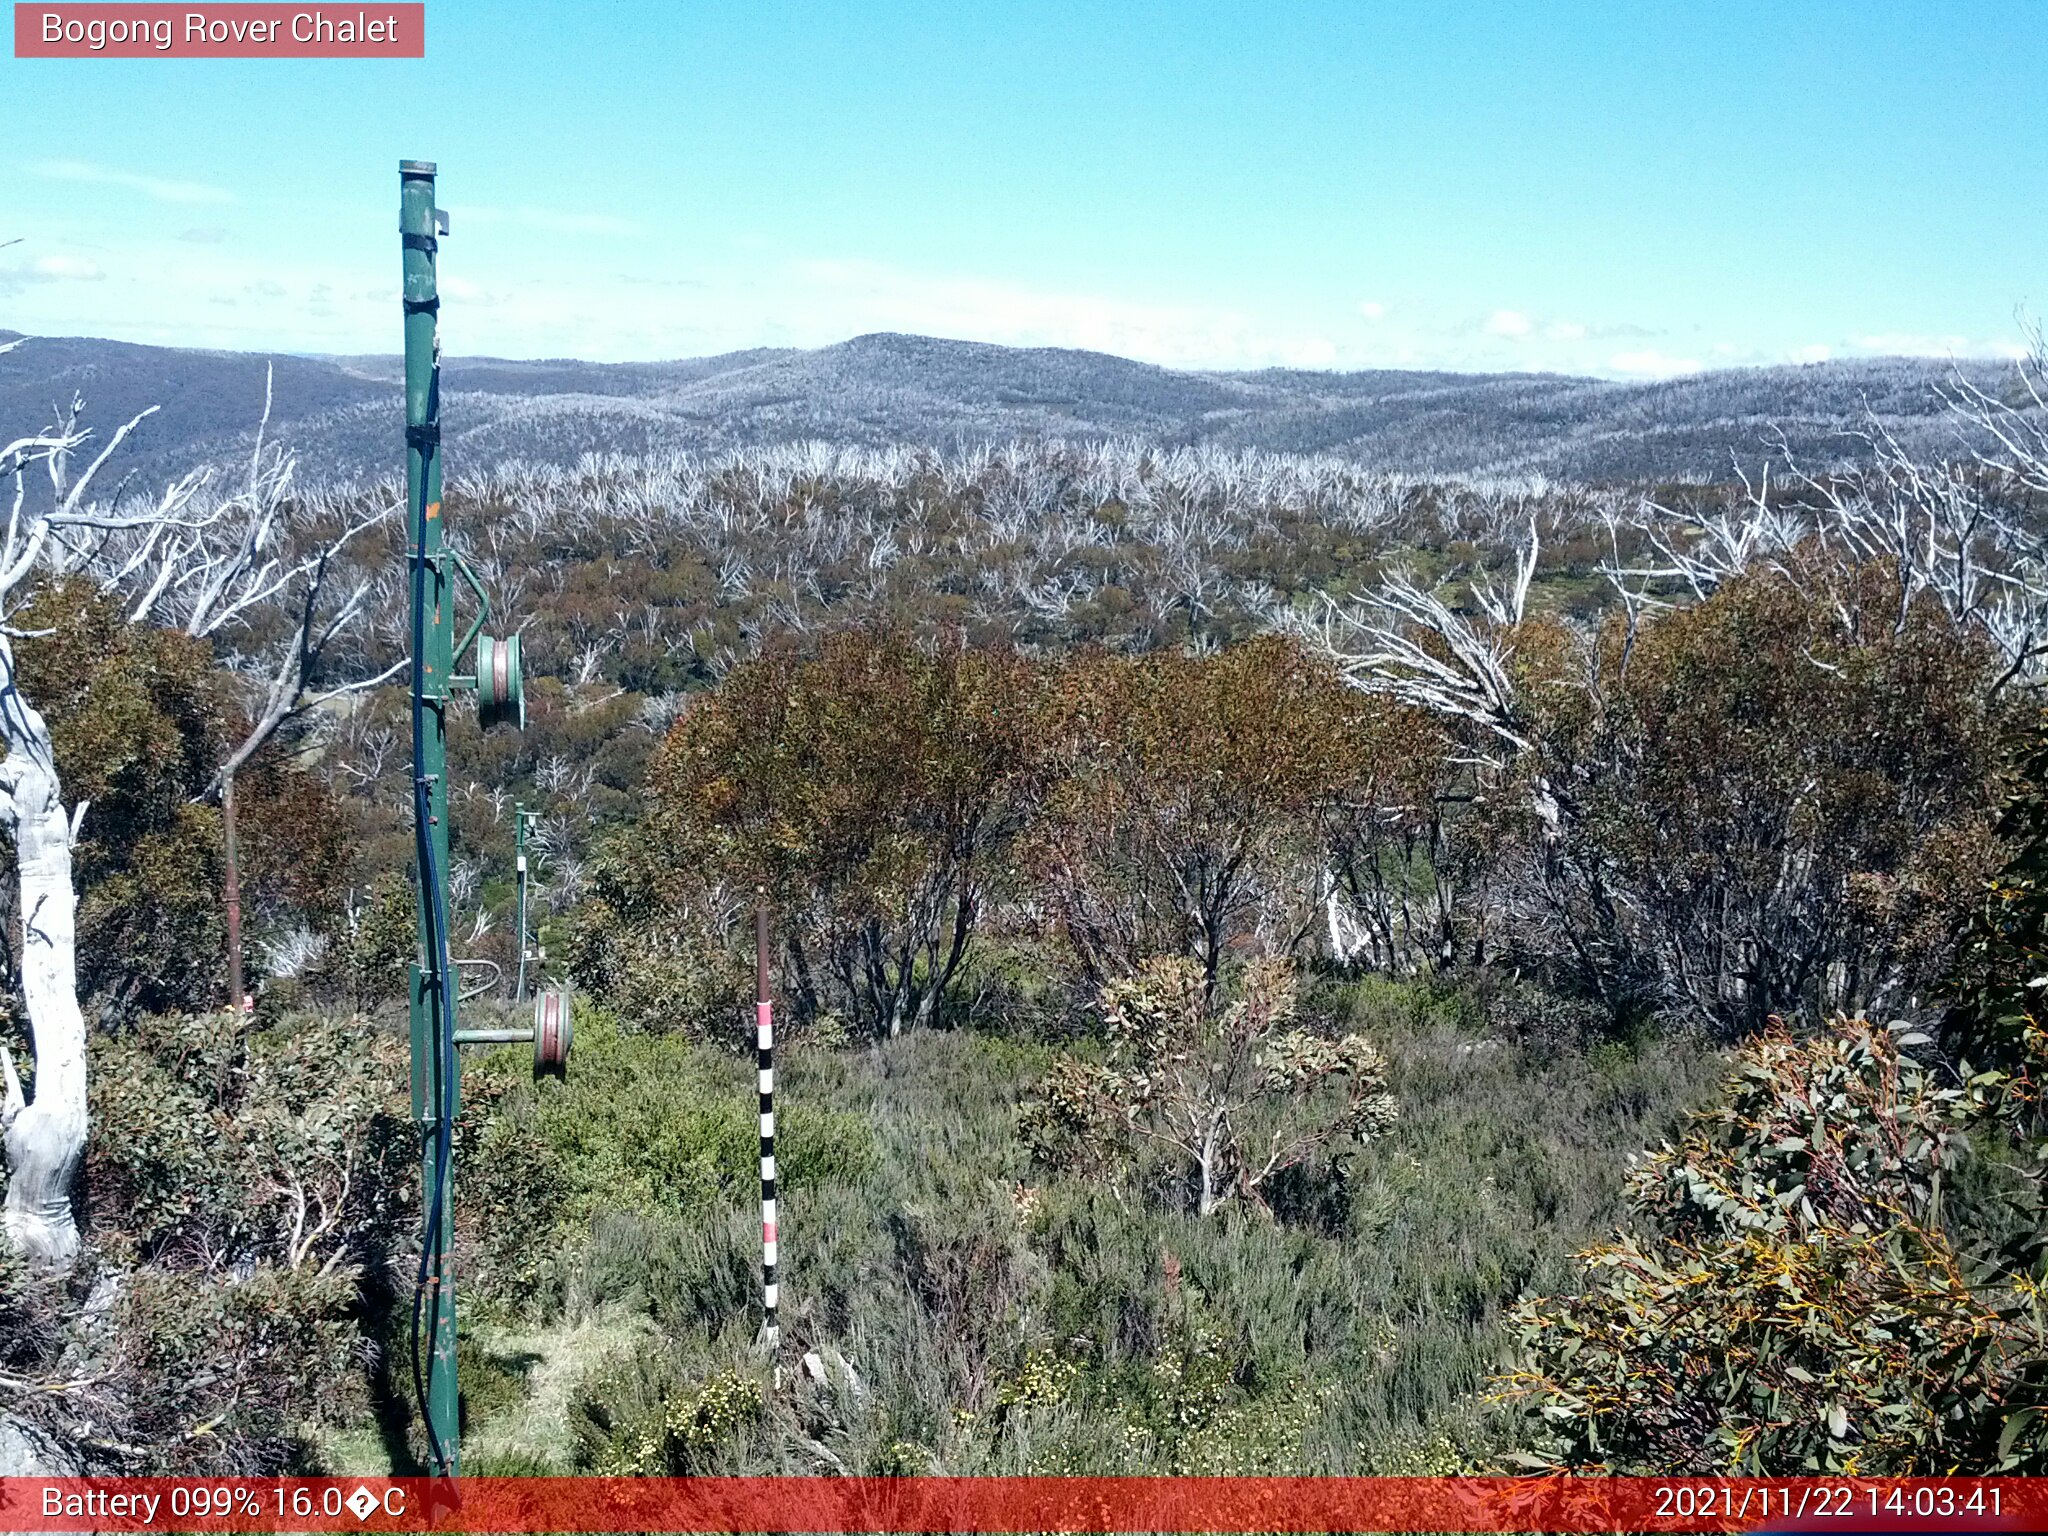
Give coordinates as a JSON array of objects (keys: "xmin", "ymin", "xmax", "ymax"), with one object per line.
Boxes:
[{"xmin": 755, "ymin": 895, "xmax": 779, "ymax": 1367}]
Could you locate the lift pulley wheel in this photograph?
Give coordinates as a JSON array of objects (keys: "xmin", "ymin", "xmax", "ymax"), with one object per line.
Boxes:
[
  {"xmin": 533, "ymin": 986, "xmax": 572, "ymax": 1079},
  {"xmin": 476, "ymin": 633, "xmax": 525, "ymax": 731}
]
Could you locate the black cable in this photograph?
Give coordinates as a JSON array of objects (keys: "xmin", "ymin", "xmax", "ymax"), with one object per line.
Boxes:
[
  {"xmin": 409, "ymin": 772, "xmax": 456, "ymax": 1475},
  {"xmin": 406, "ymin": 424, "xmax": 459, "ymax": 1478}
]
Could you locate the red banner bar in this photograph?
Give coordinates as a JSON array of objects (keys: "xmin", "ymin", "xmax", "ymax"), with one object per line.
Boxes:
[
  {"xmin": 0, "ymin": 1477, "xmax": 2039, "ymax": 1533},
  {"xmin": 13, "ymin": 5, "xmax": 424, "ymax": 58}
]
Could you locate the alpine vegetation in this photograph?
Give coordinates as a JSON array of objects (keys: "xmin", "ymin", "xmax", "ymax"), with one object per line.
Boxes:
[{"xmin": 0, "ymin": 334, "xmax": 2045, "ymax": 1478}]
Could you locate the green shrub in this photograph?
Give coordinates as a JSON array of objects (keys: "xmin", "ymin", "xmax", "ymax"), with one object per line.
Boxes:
[
  {"xmin": 562, "ymin": 834, "xmax": 748, "ymax": 1038},
  {"xmin": 112, "ymin": 1262, "xmax": 365, "ymax": 1472},
  {"xmin": 1949, "ymin": 703, "xmax": 2048, "ymax": 1110},
  {"xmin": 42, "ymin": 1011, "xmax": 415, "ymax": 1472},
  {"xmin": 85, "ymin": 1010, "xmax": 412, "ymax": 1271},
  {"xmin": 336, "ymin": 871, "xmax": 416, "ymax": 1011},
  {"xmin": 572, "ymin": 1362, "xmax": 765, "ymax": 1474},
  {"xmin": 1515, "ymin": 562, "xmax": 2009, "ymax": 1034},
  {"xmin": 456, "ymin": 1334, "xmax": 532, "ymax": 1431},
  {"xmin": 529, "ymin": 1012, "xmax": 878, "ymax": 1221},
  {"xmin": 11, "ymin": 580, "xmax": 232, "ymax": 1017},
  {"xmin": 1022, "ymin": 956, "xmax": 1395, "ymax": 1217},
  {"xmin": 1499, "ymin": 1017, "xmax": 2047, "ymax": 1474},
  {"xmin": 455, "ymin": 1004, "xmax": 877, "ymax": 1319}
]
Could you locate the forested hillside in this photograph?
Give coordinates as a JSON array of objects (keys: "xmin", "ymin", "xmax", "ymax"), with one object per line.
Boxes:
[
  {"xmin": 1, "ymin": 329, "xmax": 2030, "ymax": 489},
  {"xmin": 0, "ymin": 344, "xmax": 2045, "ymax": 1480}
]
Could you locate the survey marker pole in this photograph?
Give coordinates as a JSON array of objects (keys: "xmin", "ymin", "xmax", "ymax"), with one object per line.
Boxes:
[
  {"xmin": 402, "ymin": 157, "xmax": 460, "ymax": 1476},
  {"xmin": 514, "ymin": 805, "xmax": 539, "ymax": 1002},
  {"xmin": 756, "ymin": 897, "xmax": 779, "ymax": 1363}
]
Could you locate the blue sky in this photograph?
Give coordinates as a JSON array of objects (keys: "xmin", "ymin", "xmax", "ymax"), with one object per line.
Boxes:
[{"xmin": 3, "ymin": 1, "xmax": 2043, "ymax": 376}]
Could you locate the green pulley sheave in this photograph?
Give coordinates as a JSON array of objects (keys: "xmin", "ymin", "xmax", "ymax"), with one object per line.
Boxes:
[
  {"xmin": 476, "ymin": 633, "xmax": 525, "ymax": 730},
  {"xmin": 533, "ymin": 985, "xmax": 572, "ymax": 1078}
]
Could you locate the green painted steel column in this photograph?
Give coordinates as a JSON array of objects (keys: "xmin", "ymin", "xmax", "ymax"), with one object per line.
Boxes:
[{"xmin": 401, "ymin": 157, "xmax": 460, "ymax": 1476}]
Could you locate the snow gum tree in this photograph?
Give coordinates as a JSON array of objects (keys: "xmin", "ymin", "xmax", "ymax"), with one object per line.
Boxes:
[
  {"xmin": 0, "ymin": 378, "xmax": 211, "ymax": 1265},
  {"xmin": 0, "ymin": 357, "xmax": 392, "ymax": 1262},
  {"xmin": 647, "ymin": 627, "xmax": 1049, "ymax": 1038},
  {"xmin": 1022, "ymin": 954, "xmax": 1397, "ymax": 1216}
]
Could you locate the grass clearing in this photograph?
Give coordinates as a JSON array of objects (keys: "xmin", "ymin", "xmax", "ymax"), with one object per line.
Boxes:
[{"xmin": 442, "ymin": 978, "xmax": 1726, "ymax": 1472}]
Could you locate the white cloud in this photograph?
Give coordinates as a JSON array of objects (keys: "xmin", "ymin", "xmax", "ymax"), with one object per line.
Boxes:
[
  {"xmin": 1544, "ymin": 320, "xmax": 1586, "ymax": 341},
  {"xmin": 26, "ymin": 158, "xmax": 235, "ymax": 205},
  {"xmin": 1484, "ymin": 308, "xmax": 1533, "ymax": 337},
  {"xmin": 1849, "ymin": 331, "xmax": 2026, "ymax": 360},
  {"xmin": 0, "ymin": 253, "xmax": 107, "ymax": 293},
  {"xmin": 31, "ymin": 255, "xmax": 105, "ymax": 280},
  {"xmin": 1788, "ymin": 343, "xmax": 1832, "ymax": 364},
  {"xmin": 1357, "ymin": 300, "xmax": 1386, "ymax": 321},
  {"xmin": 1609, "ymin": 348, "xmax": 1702, "ymax": 378}
]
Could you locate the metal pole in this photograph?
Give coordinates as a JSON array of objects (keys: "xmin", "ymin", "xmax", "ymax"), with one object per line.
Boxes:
[
  {"xmin": 514, "ymin": 805, "xmax": 530, "ymax": 1002},
  {"xmin": 401, "ymin": 156, "xmax": 460, "ymax": 1477},
  {"xmin": 222, "ymin": 772, "xmax": 245, "ymax": 1014},
  {"xmin": 755, "ymin": 896, "xmax": 779, "ymax": 1359}
]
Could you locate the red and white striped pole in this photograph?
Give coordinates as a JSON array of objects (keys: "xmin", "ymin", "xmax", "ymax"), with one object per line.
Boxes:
[{"xmin": 754, "ymin": 896, "xmax": 779, "ymax": 1360}]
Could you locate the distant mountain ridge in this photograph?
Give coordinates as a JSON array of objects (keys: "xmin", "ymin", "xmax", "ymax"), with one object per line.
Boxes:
[{"xmin": 0, "ymin": 328, "xmax": 2019, "ymax": 488}]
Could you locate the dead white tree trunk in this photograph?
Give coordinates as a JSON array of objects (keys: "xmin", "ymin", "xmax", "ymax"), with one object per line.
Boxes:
[
  {"xmin": 0, "ymin": 352, "xmax": 215, "ymax": 1265},
  {"xmin": 1281, "ymin": 518, "xmax": 1541, "ymax": 766},
  {"xmin": 0, "ymin": 634, "xmax": 85, "ymax": 1265}
]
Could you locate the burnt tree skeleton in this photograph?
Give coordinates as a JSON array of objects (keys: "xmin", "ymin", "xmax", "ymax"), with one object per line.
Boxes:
[{"xmin": 91, "ymin": 367, "xmax": 401, "ymax": 1009}]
